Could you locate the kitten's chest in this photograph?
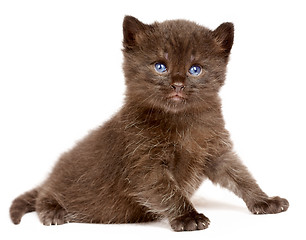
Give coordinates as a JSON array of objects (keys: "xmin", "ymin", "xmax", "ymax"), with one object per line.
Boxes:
[
  {"xmin": 158, "ymin": 125, "xmax": 230, "ymax": 194},
  {"xmin": 148, "ymin": 128, "xmax": 216, "ymax": 195},
  {"xmin": 169, "ymin": 142, "xmax": 207, "ymax": 196},
  {"xmin": 125, "ymin": 120, "xmax": 230, "ymax": 195}
]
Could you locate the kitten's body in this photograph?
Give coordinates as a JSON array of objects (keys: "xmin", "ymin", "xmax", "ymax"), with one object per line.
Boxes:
[{"xmin": 10, "ymin": 16, "xmax": 289, "ymax": 231}]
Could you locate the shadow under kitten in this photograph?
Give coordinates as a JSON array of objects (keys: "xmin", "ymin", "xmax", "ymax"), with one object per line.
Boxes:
[{"xmin": 10, "ymin": 16, "xmax": 289, "ymax": 231}]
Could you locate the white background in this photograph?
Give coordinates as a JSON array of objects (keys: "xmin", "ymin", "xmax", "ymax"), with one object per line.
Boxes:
[{"xmin": 1, "ymin": 0, "xmax": 305, "ymax": 239}]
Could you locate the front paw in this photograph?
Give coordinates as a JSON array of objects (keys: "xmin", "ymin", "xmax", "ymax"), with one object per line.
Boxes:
[
  {"xmin": 249, "ymin": 196, "xmax": 289, "ymax": 214},
  {"xmin": 170, "ymin": 211, "xmax": 210, "ymax": 232}
]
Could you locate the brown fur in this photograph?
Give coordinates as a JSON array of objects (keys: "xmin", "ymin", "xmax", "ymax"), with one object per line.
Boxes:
[{"xmin": 10, "ymin": 16, "xmax": 289, "ymax": 231}]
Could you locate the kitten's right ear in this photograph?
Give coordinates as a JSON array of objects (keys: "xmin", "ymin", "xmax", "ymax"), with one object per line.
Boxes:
[{"xmin": 123, "ymin": 16, "xmax": 148, "ymax": 49}]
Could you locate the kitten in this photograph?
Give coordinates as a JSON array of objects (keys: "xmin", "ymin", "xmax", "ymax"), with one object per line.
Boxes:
[{"xmin": 10, "ymin": 16, "xmax": 289, "ymax": 231}]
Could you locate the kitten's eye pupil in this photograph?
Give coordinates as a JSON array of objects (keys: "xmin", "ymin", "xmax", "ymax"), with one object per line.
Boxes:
[
  {"xmin": 189, "ymin": 65, "xmax": 202, "ymax": 76},
  {"xmin": 155, "ymin": 63, "xmax": 167, "ymax": 73}
]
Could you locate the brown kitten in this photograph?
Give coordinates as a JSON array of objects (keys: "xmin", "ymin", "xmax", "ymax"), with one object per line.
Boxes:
[{"xmin": 10, "ymin": 16, "xmax": 289, "ymax": 231}]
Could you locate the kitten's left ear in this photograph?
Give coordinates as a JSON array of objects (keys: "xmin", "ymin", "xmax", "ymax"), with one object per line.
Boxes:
[
  {"xmin": 123, "ymin": 16, "xmax": 149, "ymax": 49},
  {"xmin": 213, "ymin": 22, "xmax": 234, "ymax": 56}
]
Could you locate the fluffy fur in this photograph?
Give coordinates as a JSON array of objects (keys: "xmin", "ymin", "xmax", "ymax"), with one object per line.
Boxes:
[{"xmin": 10, "ymin": 16, "xmax": 289, "ymax": 231}]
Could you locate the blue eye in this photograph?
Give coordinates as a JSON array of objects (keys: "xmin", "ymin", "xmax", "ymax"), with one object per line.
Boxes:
[
  {"xmin": 155, "ymin": 62, "xmax": 167, "ymax": 73},
  {"xmin": 189, "ymin": 65, "xmax": 202, "ymax": 76}
]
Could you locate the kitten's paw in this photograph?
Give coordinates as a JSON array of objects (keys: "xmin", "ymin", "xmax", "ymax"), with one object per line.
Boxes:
[
  {"xmin": 38, "ymin": 205, "xmax": 68, "ymax": 226},
  {"xmin": 249, "ymin": 196, "xmax": 289, "ymax": 215},
  {"xmin": 170, "ymin": 211, "xmax": 210, "ymax": 232}
]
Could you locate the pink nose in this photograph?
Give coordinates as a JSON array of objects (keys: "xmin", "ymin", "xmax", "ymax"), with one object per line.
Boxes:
[{"xmin": 171, "ymin": 82, "xmax": 185, "ymax": 93}]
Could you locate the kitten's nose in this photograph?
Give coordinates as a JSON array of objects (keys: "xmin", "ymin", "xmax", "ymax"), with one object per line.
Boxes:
[{"xmin": 171, "ymin": 82, "xmax": 185, "ymax": 93}]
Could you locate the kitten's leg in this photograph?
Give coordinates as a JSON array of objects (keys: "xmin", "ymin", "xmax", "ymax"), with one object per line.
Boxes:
[
  {"xmin": 131, "ymin": 167, "xmax": 210, "ymax": 231},
  {"xmin": 205, "ymin": 151, "xmax": 289, "ymax": 214},
  {"xmin": 35, "ymin": 191, "xmax": 69, "ymax": 225}
]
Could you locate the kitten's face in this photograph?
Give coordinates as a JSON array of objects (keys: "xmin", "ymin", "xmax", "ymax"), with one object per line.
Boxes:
[{"xmin": 123, "ymin": 16, "xmax": 234, "ymax": 113}]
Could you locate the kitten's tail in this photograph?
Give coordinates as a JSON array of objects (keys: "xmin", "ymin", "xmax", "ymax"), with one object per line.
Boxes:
[{"xmin": 10, "ymin": 188, "xmax": 39, "ymax": 224}]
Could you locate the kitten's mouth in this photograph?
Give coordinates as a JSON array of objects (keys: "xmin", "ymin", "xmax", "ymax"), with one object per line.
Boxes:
[{"xmin": 167, "ymin": 92, "xmax": 185, "ymax": 102}]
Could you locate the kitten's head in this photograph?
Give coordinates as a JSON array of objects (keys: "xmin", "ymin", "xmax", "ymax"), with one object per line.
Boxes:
[{"xmin": 122, "ymin": 16, "xmax": 234, "ymax": 113}]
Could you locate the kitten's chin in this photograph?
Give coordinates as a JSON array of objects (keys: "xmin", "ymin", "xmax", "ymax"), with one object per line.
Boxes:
[{"xmin": 163, "ymin": 96, "xmax": 188, "ymax": 113}]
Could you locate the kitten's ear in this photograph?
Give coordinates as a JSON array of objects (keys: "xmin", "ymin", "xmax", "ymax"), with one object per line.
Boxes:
[
  {"xmin": 213, "ymin": 22, "xmax": 234, "ymax": 56},
  {"xmin": 123, "ymin": 16, "xmax": 149, "ymax": 49}
]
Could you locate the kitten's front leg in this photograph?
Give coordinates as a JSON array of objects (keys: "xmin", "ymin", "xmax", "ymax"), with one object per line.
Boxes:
[
  {"xmin": 131, "ymin": 166, "xmax": 210, "ymax": 231},
  {"xmin": 205, "ymin": 151, "xmax": 289, "ymax": 214}
]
